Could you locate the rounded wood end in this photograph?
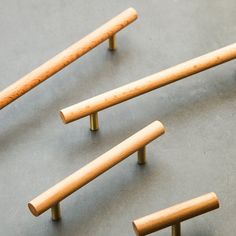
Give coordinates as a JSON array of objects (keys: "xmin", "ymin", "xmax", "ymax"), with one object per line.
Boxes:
[
  {"xmin": 154, "ymin": 120, "xmax": 165, "ymax": 134},
  {"xmin": 59, "ymin": 111, "xmax": 67, "ymax": 124},
  {"xmin": 132, "ymin": 221, "xmax": 141, "ymax": 236},
  {"xmin": 210, "ymin": 192, "xmax": 220, "ymax": 208},
  {"xmin": 127, "ymin": 7, "xmax": 138, "ymax": 19},
  {"xmin": 28, "ymin": 202, "xmax": 39, "ymax": 217}
]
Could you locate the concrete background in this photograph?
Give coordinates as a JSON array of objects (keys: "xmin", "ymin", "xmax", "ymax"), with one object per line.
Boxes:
[{"xmin": 0, "ymin": 0, "xmax": 235, "ymax": 235}]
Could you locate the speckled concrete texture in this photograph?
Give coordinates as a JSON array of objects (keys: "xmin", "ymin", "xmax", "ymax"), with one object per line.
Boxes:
[{"xmin": 0, "ymin": 1, "xmax": 235, "ymax": 235}]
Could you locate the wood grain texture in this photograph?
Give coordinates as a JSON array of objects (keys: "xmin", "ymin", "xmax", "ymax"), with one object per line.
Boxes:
[
  {"xmin": 132, "ymin": 192, "xmax": 219, "ymax": 236},
  {"xmin": 60, "ymin": 43, "xmax": 236, "ymax": 124},
  {"xmin": 28, "ymin": 121, "xmax": 165, "ymax": 217},
  {"xmin": 0, "ymin": 8, "xmax": 138, "ymax": 109}
]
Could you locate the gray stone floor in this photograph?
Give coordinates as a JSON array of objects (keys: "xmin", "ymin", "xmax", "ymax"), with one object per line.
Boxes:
[{"xmin": 0, "ymin": 1, "xmax": 235, "ymax": 235}]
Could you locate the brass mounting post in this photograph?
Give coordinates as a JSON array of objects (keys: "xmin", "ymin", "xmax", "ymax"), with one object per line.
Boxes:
[
  {"xmin": 90, "ymin": 112, "xmax": 99, "ymax": 131},
  {"xmin": 172, "ymin": 223, "xmax": 181, "ymax": 236},
  {"xmin": 108, "ymin": 34, "xmax": 116, "ymax": 50},
  {"xmin": 51, "ymin": 203, "xmax": 61, "ymax": 221},
  {"xmin": 137, "ymin": 146, "xmax": 146, "ymax": 165}
]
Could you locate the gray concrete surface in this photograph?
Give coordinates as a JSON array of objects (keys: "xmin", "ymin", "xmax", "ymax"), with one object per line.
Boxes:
[{"xmin": 0, "ymin": 1, "xmax": 235, "ymax": 235}]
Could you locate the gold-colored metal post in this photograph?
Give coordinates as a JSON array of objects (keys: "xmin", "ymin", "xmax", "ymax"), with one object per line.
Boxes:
[
  {"xmin": 90, "ymin": 112, "xmax": 99, "ymax": 131},
  {"xmin": 172, "ymin": 223, "xmax": 181, "ymax": 236},
  {"xmin": 51, "ymin": 203, "xmax": 61, "ymax": 221},
  {"xmin": 137, "ymin": 146, "xmax": 146, "ymax": 165},
  {"xmin": 108, "ymin": 34, "xmax": 116, "ymax": 50}
]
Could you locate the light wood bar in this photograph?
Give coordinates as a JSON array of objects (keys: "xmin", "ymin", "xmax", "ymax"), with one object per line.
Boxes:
[
  {"xmin": 60, "ymin": 43, "xmax": 236, "ymax": 124},
  {"xmin": 0, "ymin": 8, "xmax": 138, "ymax": 109},
  {"xmin": 28, "ymin": 121, "xmax": 165, "ymax": 218},
  {"xmin": 132, "ymin": 192, "xmax": 219, "ymax": 236}
]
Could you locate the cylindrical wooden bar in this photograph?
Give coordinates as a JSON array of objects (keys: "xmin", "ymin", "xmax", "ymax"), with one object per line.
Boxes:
[
  {"xmin": 132, "ymin": 192, "xmax": 219, "ymax": 236},
  {"xmin": 28, "ymin": 121, "xmax": 165, "ymax": 217},
  {"xmin": 60, "ymin": 43, "xmax": 236, "ymax": 124},
  {"xmin": 0, "ymin": 8, "xmax": 138, "ymax": 109}
]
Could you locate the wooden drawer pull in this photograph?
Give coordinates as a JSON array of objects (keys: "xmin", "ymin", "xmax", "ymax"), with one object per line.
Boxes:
[
  {"xmin": 28, "ymin": 121, "xmax": 165, "ymax": 220},
  {"xmin": 0, "ymin": 8, "xmax": 138, "ymax": 109},
  {"xmin": 60, "ymin": 43, "xmax": 236, "ymax": 129},
  {"xmin": 132, "ymin": 192, "xmax": 219, "ymax": 236}
]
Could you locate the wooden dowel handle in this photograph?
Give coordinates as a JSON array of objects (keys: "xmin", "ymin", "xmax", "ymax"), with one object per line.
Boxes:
[
  {"xmin": 0, "ymin": 8, "xmax": 138, "ymax": 109},
  {"xmin": 28, "ymin": 121, "xmax": 165, "ymax": 217},
  {"xmin": 60, "ymin": 43, "xmax": 236, "ymax": 124},
  {"xmin": 132, "ymin": 192, "xmax": 219, "ymax": 236}
]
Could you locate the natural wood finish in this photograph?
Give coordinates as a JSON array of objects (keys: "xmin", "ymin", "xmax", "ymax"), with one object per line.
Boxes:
[
  {"xmin": 132, "ymin": 192, "xmax": 219, "ymax": 236},
  {"xmin": 0, "ymin": 8, "xmax": 138, "ymax": 109},
  {"xmin": 28, "ymin": 121, "xmax": 165, "ymax": 217},
  {"xmin": 60, "ymin": 43, "xmax": 236, "ymax": 124}
]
